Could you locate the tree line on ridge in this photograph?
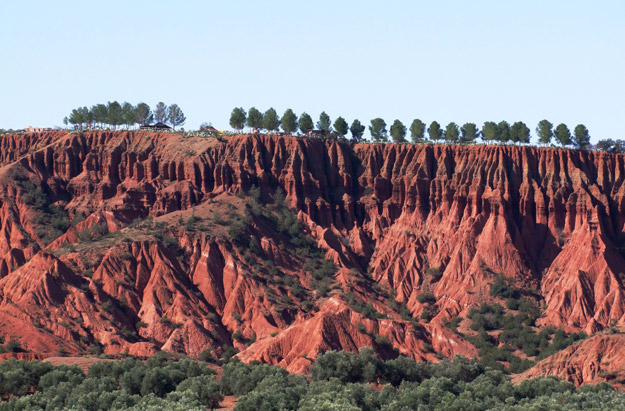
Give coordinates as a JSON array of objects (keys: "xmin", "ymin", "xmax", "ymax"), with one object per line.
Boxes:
[
  {"xmin": 230, "ymin": 107, "xmax": 594, "ymax": 149},
  {"xmin": 64, "ymin": 102, "xmax": 186, "ymax": 130}
]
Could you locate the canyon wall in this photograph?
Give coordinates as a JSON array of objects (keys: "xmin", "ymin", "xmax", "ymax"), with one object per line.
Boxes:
[{"xmin": 0, "ymin": 130, "xmax": 623, "ymax": 377}]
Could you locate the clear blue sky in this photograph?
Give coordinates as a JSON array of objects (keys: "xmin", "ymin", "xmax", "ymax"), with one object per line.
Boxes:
[{"xmin": 1, "ymin": 0, "xmax": 623, "ymax": 142}]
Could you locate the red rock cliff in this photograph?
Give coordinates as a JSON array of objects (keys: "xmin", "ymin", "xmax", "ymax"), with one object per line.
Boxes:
[{"xmin": 0, "ymin": 130, "xmax": 624, "ymax": 372}]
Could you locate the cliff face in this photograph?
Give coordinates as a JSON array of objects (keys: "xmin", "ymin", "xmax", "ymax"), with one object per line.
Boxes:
[{"xmin": 0, "ymin": 130, "xmax": 624, "ymax": 373}]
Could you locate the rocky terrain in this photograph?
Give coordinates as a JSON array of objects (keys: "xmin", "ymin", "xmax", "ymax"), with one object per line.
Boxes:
[{"xmin": 0, "ymin": 130, "xmax": 624, "ymax": 385}]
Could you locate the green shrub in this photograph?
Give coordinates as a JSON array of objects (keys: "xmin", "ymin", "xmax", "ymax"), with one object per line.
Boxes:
[
  {"xmin": 489, "ymin": 275, "xmax": 520, "ymax": 299},
  {"xmin": 416, "ymin": 292, "xmax": 436, "ymax": 304}
]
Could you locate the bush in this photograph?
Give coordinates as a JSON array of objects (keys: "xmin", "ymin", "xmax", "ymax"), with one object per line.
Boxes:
[
  {"xmin": 175, "ymin": 375, "xmax": 223, "ymax": 409},
  {"xmin": 416, "ymin": 292, "xmax": 436, "ymax": 305},
  {"xmin": 468, "ymin": 303, "xmax": 505, "ymax": 331},
  {"xmin": 489, "ymin": 275, "xmax": 520, "ymax": 299}
]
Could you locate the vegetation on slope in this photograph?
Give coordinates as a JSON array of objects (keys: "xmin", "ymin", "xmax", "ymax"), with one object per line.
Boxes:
[{"xmin": 1, "ymin": 350, "xmax": 624, "ymax": 410}]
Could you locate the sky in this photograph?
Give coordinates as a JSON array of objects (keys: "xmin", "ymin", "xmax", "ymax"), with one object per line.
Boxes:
[{"xmin": 1, "ymin": 0, "xmax": 624, "ymax": 142}]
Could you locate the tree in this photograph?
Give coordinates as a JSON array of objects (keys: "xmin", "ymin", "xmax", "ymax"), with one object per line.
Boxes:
[
  {"xmin": 298, "ymin": 112, "xmax": 314, "ymax": 135},
  {"xmin": 92, "ymin": 104, "xmax": 108, "ymax": 127},
  {"xmin": 63, "ymin": 117, "xmax": 68, "ymax": 127},
  {"xmin": 247, "ymin": 107, "xmax": 263, "ymax": 131},
  {"xmin": 350, "ymin": 119, "xmax": 365, "ymax": 142},
  {"xmin": 154, "ymin": 102, "xmax": 168, "ymax": 124},
  {"xmin": 107, "ymin": 101, "xmax": 123, "ymax": 129},
  {"xmin": 68, "ymin": 109, "xmax": 82, "ymax": 127},
  {"xmin": 333, "ymin": 117, "xmax": 348, "ymax": 138},
  {"xmin": 168, "ymin": 104, "xmax": 186, "ymax": 130},
  {"xmin": 262, "ymin": 108, "xmax": 280, "ymax": 131},
  {"xmin": 481, "ymin": 121, "xmax": 498, "ymax": 142},
  {"xmin": 460, "ymin": 123, "xmax": 479, "ymax": 144},
  {"xmin": 317, "ymin": 112, "xmax": 332, "ymax": 136},
  {"xmin": 281, "ymin": 109, "xmax": 298, "ymax": 134},
  {"xmin": 135, "ymin": 102, "xmax": 152, "ymax": 126},
  {"xmin": 410, "ymin": 119, "xmax": 426, "ymax": 143},
  {"xmin": 427, "ymin": 121, "xmax": 443, "ymax": 142},
  {"xmin": 230, "ymin": 107, "xmax": 247, "ymax": 131},
  {"xmin": 596, "ymin": 139, "xmax": 614, "ymax": 151},
  {"xmin": 121, "ymin": 102, "xmax": 136, "ymax": 129},
  {"xmin": 390, "ymin": 120, "xmax": 407, "ymax": 143},
  {"xmin": 536, "ymin": 120, "xmax": 553, "ymax": 145},
  {"xmin": 497, "ymin": 121, "xmax": 511, "ymax": 143},
  {"xmin": 82, "ymin": 106, "xmax": 94, "ymax": 127},
  {"xmin": 445, "ymin": 122, "xmax": 460, "ymax": 143},
  {"xmin": 510, "ymin": 121, "xmax": 530, "ymax": 144},
  {"xmin": 369, "ymin": 118, "xmax": 388, "ymax": 142},
  {"xmin": 554, "ymin": 123, "xmax": 572, "ymax": 146},
  {"xmin": 573, "ymin": 124, "xmax": 590, "ymax": 149}
]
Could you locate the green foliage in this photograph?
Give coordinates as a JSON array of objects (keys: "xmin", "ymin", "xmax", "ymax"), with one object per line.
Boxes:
[
  {"xmin": 175, "ymin": 375, "xmax": 223, "ymax": 409},
  {"xmin": 247, "ymin": 107, "xmax": 263, "ymax": 130},
  {"xmin": 154, "ymin": 102, "xmax": 168, "ymax": 124},
  {"xmin": 497, "ymin": 120, "xmax": 511, "ymax": 143},
  {"xmin": 369, "ymin": 118, "xmax": 388, "ymax": 142},
  {"xmin": 1, "ymin": 351, "xmax": 622, "ymax": 410},
  {"xmin": 344, "ymin": 292, "xmax": 385, "ymax": 319},
  {"xmin": 416, "ymin": 291, "xmax": 436, "ymax": 305},
  {"xmin": 445, "ymin": 122, "xmax": 460, "ymax": 143},
  {"xmin": 135, "ymin": 102, "xmax": 152, "ymax": 126},
  {"xmin": 317, "ymin": 111, "xmax": 332, "ymax": 136},
  {"xmin": 460, "ymin": 122, "xmax": 479, "ymax": 143},
  {"xmin": 481, "ymin": 121, "xmax": 498, "ymax": 142},
  {"xmin": 298, "ymin": 112, "xmax": 314, "ymax": 135},
  {"xmin": 489, "ymin": 275, "xmax": 520, "ymax": 299},
  {"xmin": 333, "ymin": 116, "xmax": 349, "ymax": 137},
  {"xmin": 574, "ymin": 124, "xmax": 590, "ymax": 149},
  {"xmin": 427, "ymin": 121, "xmax": 443, "ymax": 142},
  {"xmin": 410, "ymin": 119, "xmax": 426, "ymax": 143},
  {"xmin": 230, "ymin": 107, "xmax": 247, "ymax": 131},
  {"xmin": 280, "ymin": 109, "xmax": 298, "ymax": 134},
  {"xmin": 596, "ymin": 138, "xmax": 625, "ymax": 153},
  {"xmin": 65, "ymin": 100, "xmax": 186, "ymax": 130},
  {"xmin": 511, "ymin": 121, "xmax": 531, "ymax": 143},
  {"xmin": 426, "ymin": 267, "xmax": 442, "ymax": 281},
  {"xmin": 349, "ymin": 119, "xmax": 366, "ymax": 142},
  {"xmin": 389, "ymin": 119, "xmax": 407, "ymax": 143},
  {"xmin": 536, "ymin": 119, "xmax": 554, "ymax": 144},
  {"xmin": 554, "ymin": 123, "xmax": 572, "ymax": 146},
  {"xmin": 262, "ymin": 108, "xmax": 280, "ymax": 131},
  {"xmin": 14, "ymin": 175, "xmax": 69, "ymax": 245},
  {"xmin": 167, "ymin": 104, "xmax": 186, "ymax": 130},
  {"xmin": 468, "ymin": 303, "xmax": 506, "ymax": 331}
]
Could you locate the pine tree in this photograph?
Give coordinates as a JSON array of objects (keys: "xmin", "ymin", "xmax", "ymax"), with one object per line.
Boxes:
[
  {"xmin": 281, "ymin": 109, "xmax": 298, "ymax": 134},
  {"xmin": 369, "ymin": 118, "xmax": 388, "ymax": 142},
  {"xmin": 229, "ymin": 107, "xmax": 246, "ymax": 131},
  {"xmin": 247, "ymin": 107, "xmax": 263, "ymax": 131},
  {"xmin": 444, "ymin": 122, "xmax": 460, "ymax": 143},
  {"xmin": 299, "ymin": 113, "xmax": 314, "ymax": 135},
  {"xmin": 390, "ymin": 120, "xmax": 407, "ymax": 143},
  {"xmin": 317, "ymin": 112, "xmax": 332, "ymax": 136},
  {"xmin": 427, "ymin": 121, "xmax": 443, "ymax": 142},
  {"xmin": 573, "ymin": 124, "xmax": 590, "ymax": 149},
  {"xmin": 554, "ymin": 123, "xmax": 572, "ymax": 146},
  {"xmin": 262, "ymin": 108, "xmax": 280, "ymax": 131},
  {"xmin": 460, "ymin": 123, "xmax": 479, "ymax": 144},
  {"xmin": 536, "ymin": 120, "xmax": 553, "ymax": 145},
  {"xmin": 333, "ymin": 117, "xmax": 349, "ymax": 138},
  {"xmin": 410, "ymin": 119, "xmax": 426, "ymax": 143},
  {"xmin": 168, "ymin": 104, "xmax": 186, "ymax": 130},
  {"xmin": 154, "ymin": 102, "xmax": 168, "ymax": 124},
  {"xmin": 350, "ymin": 119, "xmax": 365, "ymax": 142}
]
